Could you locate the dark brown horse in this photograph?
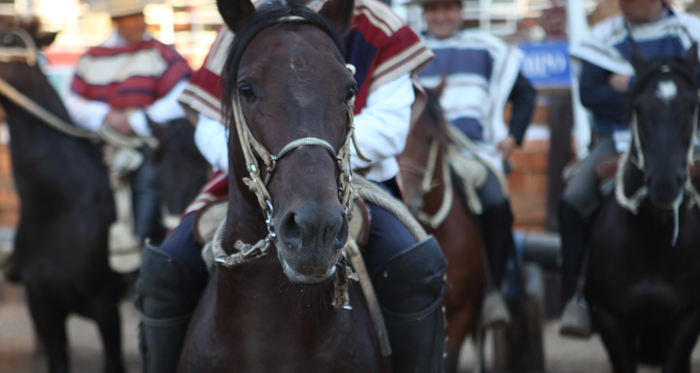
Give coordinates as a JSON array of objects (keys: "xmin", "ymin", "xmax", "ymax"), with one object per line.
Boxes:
[
  {"xmin": 400, "ymin": 89, "xmax": 485, "ymax": 373},
  {"xmin": 0, "ymin": 20, "xmax": 208, "ymax": 373},
  {"xmin": 585, "ymin": 45, "xmax": 700, "ymax": 372},
  {"xmin": 177, "ymin": 0, "xmax": 389, "ymax": 371}
]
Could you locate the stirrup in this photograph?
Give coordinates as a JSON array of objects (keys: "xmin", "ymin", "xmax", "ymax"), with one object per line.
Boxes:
[
  {"xmin": 479, "ymin": 291, "xmax": 511, "ymax": 329},
  {"xmin": 559, "ymin": 297, "xmax": 592, "ymax": 338}
]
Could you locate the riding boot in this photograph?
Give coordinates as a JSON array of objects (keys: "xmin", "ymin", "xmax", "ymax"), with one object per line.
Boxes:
[
  {"xmin": 478, "ymin": 200, "xmax": 516, "ymax": 329},
  {"xmin": 135, "ymin": 244, "xmax": 203, "ymax": 373},
  {"xmin": 373, "ymin": 237, "xmax": 448, "ymax": 373},
  {"xmin": 558, "ymin": 198, "xmax": 592, "ymax": 338},
  {"xmin": 131, "ymin": 161, "xmax": 165, "ymax": 245}
]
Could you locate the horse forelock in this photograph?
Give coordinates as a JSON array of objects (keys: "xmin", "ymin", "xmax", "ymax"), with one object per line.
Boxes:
[{"xmin": 221, "ymin": 3, "xmax": 343, "ymax": 126}]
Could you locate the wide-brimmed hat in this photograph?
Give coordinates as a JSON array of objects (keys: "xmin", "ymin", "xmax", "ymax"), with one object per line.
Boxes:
[
  {"xmin": 92, "ymin": 0, "xmax": 159, "ymax": 18},
  {"xmin": 403, "ymin": 0, "xmax": 462, "ymax": 7}
]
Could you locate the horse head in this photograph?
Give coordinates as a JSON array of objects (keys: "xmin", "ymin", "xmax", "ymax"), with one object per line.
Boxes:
[
  {"xmin": 401, "ymin": 89, "xmax": 448, "ymax": 216},
  {"xmin": 219, "ymin": 0, "xmax": 355, "ymax": 284},
  {"xmin": 0, "ymin": 17, "xmax": 56, "ymax": 96},
  {"xmin": 148, "ymin": 118, "xmax": 210, "ymax": 224},
  {"xmin": 627, "ymin": 42, "xmax": 699, "ymax": 208}
]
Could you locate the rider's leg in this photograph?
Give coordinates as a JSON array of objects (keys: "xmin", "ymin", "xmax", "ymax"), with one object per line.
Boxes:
[
  {"xmin": 363, "ymin": 181, "xmax": 448, "ymax": 373},
  {"xmin": 476, "ymin": 170, "xmax": 515, "ymax": 328},
  {"xmin": 131, "ymin": 160, "xmax": 165, "ymax": 244},
  {"xmin": 135, "ymin": 212, "xmax": 207, "ymax": 373},
  {"xmin": 559, "ymin": 136, "xmax": 616, "ymax": 337}
]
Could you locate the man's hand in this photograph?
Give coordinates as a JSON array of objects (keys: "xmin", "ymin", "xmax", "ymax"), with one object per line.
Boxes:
[
  {"xmin": 608, "ymin": 74, "xmax": 631, "ymax": 94},
  {"xmin": 497, "ymin": 135, "xmax": 517, "ymax": 160},
  {"xmin": 105, "ymin": 110, "xmax": 135, "ymax": 136}
]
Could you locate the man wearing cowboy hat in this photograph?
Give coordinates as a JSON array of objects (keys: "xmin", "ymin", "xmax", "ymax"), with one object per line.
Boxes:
[
  {"xmin": 413, "ymin": 0, "xmax": 537, "ymax": 329},
  {"xmin": 66, "ymin": 0, "xmax": 192, "ymax": 246}
]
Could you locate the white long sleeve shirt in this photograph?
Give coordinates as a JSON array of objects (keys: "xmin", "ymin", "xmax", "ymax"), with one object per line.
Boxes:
[
  {"xmin": 66, "ymin": 80, "xmax": 189, "ymax": 136},
  {"xmin": 65, "ymin": 32, "xmax": 189, "ymax": 136},
  {"xmin": 194, "ymin": 73, "xmax": 414, "ymax": 182}
]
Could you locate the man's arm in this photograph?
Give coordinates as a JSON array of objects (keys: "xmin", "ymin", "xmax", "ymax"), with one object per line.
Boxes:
[
  {"xmin": 194, "ymin": 114, "xmax": 229, "ymax": 173},
  {"xmin": 351, "ymin": 73, "xmax": 414, "ymax": 169},
  {"xmin": 127, "ymin": 80, "xmax": 189, "ymax": 136},
  {"xmin": 66, "ymin": 80, "xmax": 189, "ymax": 136},
  {"xmin": 507, "ymin": 71, "xmax": 537, "ymax": 146},
  {"xmin": 579, "ymin": 60, "xmax": 627, "ymax": 116}
]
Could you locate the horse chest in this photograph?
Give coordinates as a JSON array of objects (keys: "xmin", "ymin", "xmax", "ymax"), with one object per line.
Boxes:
[
  {"xmin": 180, "ymin": 265, "xmax": 387, "ymax": 373},
  {"xmin": 587, "ymin": 201, "xmax": 700, "ymax": 316}
]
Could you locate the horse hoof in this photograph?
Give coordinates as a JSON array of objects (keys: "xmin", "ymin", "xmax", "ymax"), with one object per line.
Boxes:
[
  {"xmin": 559, "ymin": 298, "xmax": 592, "ymax": 338},
  {"xmin": 479, "ymin": 291, "xmax": 511, "ymax": 329}
]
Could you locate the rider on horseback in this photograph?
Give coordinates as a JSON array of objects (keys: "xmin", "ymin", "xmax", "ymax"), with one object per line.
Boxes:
[
  {"xmin": 136, "ymin": 0, "xmax": 448, "ymax": 371},
  {"xmin": 413, "ymin": 0, "xmax": 537, "ymax": 329},
  {"xmin": 66, "ymin": 0, "xmax": 192, "ymax": 249},
  {"xmin": 560, "ymin": 0, "xmax": 700, "ymax": 337}
]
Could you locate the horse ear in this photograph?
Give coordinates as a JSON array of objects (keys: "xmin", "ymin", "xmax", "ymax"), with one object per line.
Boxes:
[
  {"xmin": 217, "ymin": 0, "xmax": 257, "ymax": 33},
  {"xmin": 318, "ymin": 0, "xmax": 354, "ymax": 36},
  {"xmin": 34, "ymin": 32, "xmax": 57, "ymax": 49},
  {"xmin": 685, "ymin": 43, "xmax": 698, "ymax": 72}
]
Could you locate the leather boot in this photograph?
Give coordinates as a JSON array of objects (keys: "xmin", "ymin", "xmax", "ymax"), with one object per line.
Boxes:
[
  {"xmin": 558, "ymin": 198, "xmax": 591, "ymax": 338},
  {"xmin": 136, "ymin": 244, "xmax": 203, "ymax": 373},
  {"xmin": 373, "ymin": 237, "xmax": 448, "ymax": 373},
  {"xmin": 479, "ymin": 201, "xmax": 516, "ymax": 328}
]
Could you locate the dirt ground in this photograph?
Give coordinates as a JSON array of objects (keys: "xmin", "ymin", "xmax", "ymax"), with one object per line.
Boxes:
[{"xmin": 2, "ymin": 282, "xmax": 700, "ymax": 373}]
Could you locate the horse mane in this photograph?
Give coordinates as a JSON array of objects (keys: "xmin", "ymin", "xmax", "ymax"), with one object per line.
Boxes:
[
  {"xmin": 221, "ymin": 2, "xmax": 344, "ymax": 124},
  {"xmin": 626, "ymin": 57, "xmax": 698, "ymax": 121}
]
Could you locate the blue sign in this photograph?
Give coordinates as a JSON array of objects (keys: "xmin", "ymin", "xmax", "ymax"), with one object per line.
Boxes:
[{"xmin": 519, "ymin": 41, "xmax": 571, "ymax": 88}]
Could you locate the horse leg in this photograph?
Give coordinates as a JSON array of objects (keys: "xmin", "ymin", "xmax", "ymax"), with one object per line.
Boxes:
[
  {"xmin": 444, "ymin": 304, "xmax": 477, "ymax": 373},
  {"xmin": 595, "ymin": 309, "xmax": 637, "ymax": 373},
  {"xmin": 27, "ymin": 287, "xmax": 69, "ymax": 373},
  {"xmin": 472, "ymin": 327, "xmax": 486, "ymax": 373},
  {"xmin": 662, "ymin": 313, "xmax": 700, "ymax": 373},
  {"xmin": 93, "ymin": 294, "xmax": 126, "ymax": 373}
]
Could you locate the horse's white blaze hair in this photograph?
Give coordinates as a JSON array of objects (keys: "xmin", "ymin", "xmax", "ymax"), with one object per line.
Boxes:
[{"xmin": 656, "ymin": 80, "xmax": 678, "ymax": 104}]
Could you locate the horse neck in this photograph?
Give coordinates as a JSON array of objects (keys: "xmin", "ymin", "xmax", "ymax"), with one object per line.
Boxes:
[
  {"xmin": 1, "ymin": 67, "xmax": 107, "ymax": 202},
  {"xmin": 422, "ymin": 135, "xmax": 449, "ymax": 214}
]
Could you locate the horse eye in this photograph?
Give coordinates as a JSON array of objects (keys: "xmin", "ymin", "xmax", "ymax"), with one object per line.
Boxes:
[
  {"xmin": 238, "ymin": 85, "xmax": 255, "ymax": 101},
  {"xmin": 3, "ymin": 35, "xmax": 12, "ymax": 44},
  {"xmin": 345, "ymin": 88, "xmax": 356, "ymax": 102}
]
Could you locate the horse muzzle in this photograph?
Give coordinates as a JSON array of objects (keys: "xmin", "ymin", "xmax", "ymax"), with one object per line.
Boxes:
[{"xmin": 274, "ymin": 203, "xmax": 348, "ymax": 284}]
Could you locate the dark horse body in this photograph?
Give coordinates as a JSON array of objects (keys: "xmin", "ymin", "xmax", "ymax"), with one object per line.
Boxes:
[
  {"xmin": 178, "ymin": 0, "xmax": 389, "ymax": 371},
  {"xmin": 586, "ymin": 46, "xmax": 700, "ymax": 372},
  {"xmin": 0, "ymin": 23, "xmax": 208, "ymax": 373},
  {"xmin": 400, "ymin": 90, "xmax": 484, "ymax": 373}
]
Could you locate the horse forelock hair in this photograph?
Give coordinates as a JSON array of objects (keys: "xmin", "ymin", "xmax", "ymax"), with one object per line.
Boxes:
[
  {"xmin": 626, "ymin": 57, "xmax": 698, "ymax": 122},
  {"xmin": 221, "ymin": 3, "xmax": 344, "ymax": 126}
]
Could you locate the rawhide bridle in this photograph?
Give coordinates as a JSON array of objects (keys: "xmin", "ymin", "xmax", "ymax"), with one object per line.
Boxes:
[
  {"xmin": 0, "ymin": 27, "xmax": 99, "ymax": 139},
  {"xmin": 211, "ymin": 15, "xmax": 370, "ymax": 270},
  {"xmin": 399, "ymin": 136, "xmax": 453, "ymax": 229}
]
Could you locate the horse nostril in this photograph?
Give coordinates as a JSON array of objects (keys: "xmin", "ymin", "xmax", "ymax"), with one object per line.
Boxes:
[{"xmin": 280, "ymin": 213, "xmax": 302, "ymax": 251}]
